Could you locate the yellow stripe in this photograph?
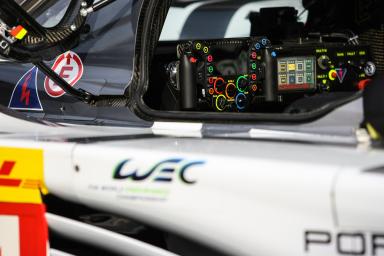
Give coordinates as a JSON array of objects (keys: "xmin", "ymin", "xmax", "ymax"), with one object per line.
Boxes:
[
  {"xmin": 0, "ymin": 147, "xmax": 47, "ymax": 204},
  {"xmin": 367, "ymin": 123, "xmax": 382, "ymax": 140}
]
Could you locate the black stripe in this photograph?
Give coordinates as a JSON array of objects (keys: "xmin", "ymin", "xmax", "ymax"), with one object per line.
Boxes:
[
  {"xmin": 364, "ymin": 166, "xmax": 384, "ymax": 174},
  {"xmin": 66, "ymin": 133, "xmax": 162, "ymax": 143}
]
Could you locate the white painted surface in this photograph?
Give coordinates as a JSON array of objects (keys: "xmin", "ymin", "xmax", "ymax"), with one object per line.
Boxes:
[
  {"xmin": 336, "ymin": 167, "xmax": 384, "ymax": 231},
  {"xmin": 152, "ymin": 122, "xmax": 203, "ymax": 137},
  {"xmin": 50, "ymin": 249, "xmax": 75, "ymax": 256},
  {"xmin": 0, "ymin": 216, "xmax": 20, "ymax": 256},
  {"xmin": 8, "ymin": 135, "xmax": 377, "ymax": 256},
  {"xmin": 0, "ymin": 112, "xmax": 383, "ymax": 255},
  {"xmin": 47, "ymin": 213, "xmax": 179, "ymax": 256}
]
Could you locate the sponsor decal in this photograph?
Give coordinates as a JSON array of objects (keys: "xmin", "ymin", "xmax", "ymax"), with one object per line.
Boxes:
[
  {"xmin": 0, "ymin": 216, "xmax": 19, "ymax": 256},
  {"xmin": 113, "ymin": 158, "xmax": 205, "ymax": 184},
  {"xmin": 8, "ymin": 67, "xmax": 42, "ymax": 111},
  {"xmin": 0, "ymin": 147, "xmax": 47, "ymax": 204},
  {"xmin": 305, "ymin": 230, "xmax": 384, "ymax": 255},
  {"xmin": 88, "ymin": 158, "xmax": 205, "ymax": 202},
  {"xmin": 0, "ymin": 204, "xmax": 48, "ymax": 256},
  {"xmin": 0, "ymin": 148, "xmax": 48, "ymax": 256},
  {"xmin": 335, "ymin": 68, "xmax": 347, "ymax": 83},
  {"xmin": 44, "ymin": 51, "xmax": 83, "ymax": 98},
  {"xmin": 10, "ymin": 25, "xmax": 28, "ymax": 40}
]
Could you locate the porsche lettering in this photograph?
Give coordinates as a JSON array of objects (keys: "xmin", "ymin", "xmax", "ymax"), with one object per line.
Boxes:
[{"xmin": 305, "ymin": 231, "xmax": 384, "ymax": 255}]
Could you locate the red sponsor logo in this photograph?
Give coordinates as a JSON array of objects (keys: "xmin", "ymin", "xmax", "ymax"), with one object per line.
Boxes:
[
  {"xmin": 0, "ymin": 161, "xmax": 20, "ymax": 187},
  {"xmin": 0, "ymin": 161, "xmax": 41, "ymax": 189},
  {"xmin": 20, "ymin": 72, "xmax": 32, "ymax": 106},
  {"xmin": 44, "ymin": 51, "xmax": 84, "ymax": 98}
]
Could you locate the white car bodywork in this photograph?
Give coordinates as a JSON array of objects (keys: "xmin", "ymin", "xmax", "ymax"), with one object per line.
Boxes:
[{"xmin": 0, "ymin": 110, "xmax": 383, "ymax": 256}]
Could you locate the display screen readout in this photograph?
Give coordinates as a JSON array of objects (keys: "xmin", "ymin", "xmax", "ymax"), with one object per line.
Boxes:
[{"xmin": 277, "ymin": 56, "xmax": 316, "ymax": 91}]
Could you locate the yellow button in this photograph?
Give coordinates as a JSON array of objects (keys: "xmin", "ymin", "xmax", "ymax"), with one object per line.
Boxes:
[
  {"xmin": 329, "ymin": 70, "xmax": 337, "ymax": 81},
  {"xmin": 288, "ymin": 63, "xmax": 296, "ymax": 71}
]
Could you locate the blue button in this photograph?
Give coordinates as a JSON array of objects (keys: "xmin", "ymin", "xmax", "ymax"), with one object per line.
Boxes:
[
  {"xmin": 271, "ymin": 51, "xmax": 277, "ymax": 58},
  {"xmin": 261, "ymin": 38, "xmax": 268, "ymax": 45},
  {"xmin": 255, "ymin": 43, "xmax": 261, "ymax": 50},
  {"xmin": 236, "ymin": 93, "xmax": 247, "ymax": 110}
]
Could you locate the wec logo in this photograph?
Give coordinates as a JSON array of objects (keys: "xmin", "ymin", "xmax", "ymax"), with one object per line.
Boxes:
[{"xmin": 113, "ymin": 159, "xmax": 205, "ymax": 185}]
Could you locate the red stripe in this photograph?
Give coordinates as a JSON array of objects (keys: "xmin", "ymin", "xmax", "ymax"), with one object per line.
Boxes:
[
  {"xmin": 0, "ymin": 178, "xmax": 21, "ymax": 187},
  {"xmin": 0, "ymin": 161, "xmax": 15, "ymax": 175}
]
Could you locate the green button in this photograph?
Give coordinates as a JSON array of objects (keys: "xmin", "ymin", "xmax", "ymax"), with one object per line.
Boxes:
[
  {"xmin": 208, "ymin": 66, "xmax": 214, "ymax": 73},
  {"xmin": 252, "ymin": 63, "xmax": 257, "ymax": 70},
  {"xmin": 306, "ymin": 73, "xmax": 313, "ymax": 83}
]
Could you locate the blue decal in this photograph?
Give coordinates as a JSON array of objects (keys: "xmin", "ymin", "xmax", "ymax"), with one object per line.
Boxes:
[{"xmin": 9, "ymin": 67, "xmax": 42, "ymax": 111}]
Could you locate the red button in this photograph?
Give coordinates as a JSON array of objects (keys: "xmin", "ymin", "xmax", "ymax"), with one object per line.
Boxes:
[
  {"xmin": 357, "ymin": 79, "xmax": 372, "ymax": 90},
  {"xmin": 252, "ymin": 74, "xmax": 257, "ymax": 80},
  {"xmin": 251, "ymin": 52, "xmax": 257, "ymax": 59},
  {"xmin": 331, "ymin": 71, "xmax": 337, "ymax": 79},
  {"xmin": 207, "ymin": 55, "xmax": 213, "ymax": 62}
]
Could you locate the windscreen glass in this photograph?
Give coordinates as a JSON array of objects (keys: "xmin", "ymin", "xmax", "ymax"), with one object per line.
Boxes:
[
  {"xmin": 15, "ymin": 0, "xmax": 71, "ymax": 28},
  {"xmin": 160, "ymin": 0, "xmax": 307, "ymax": 41}
]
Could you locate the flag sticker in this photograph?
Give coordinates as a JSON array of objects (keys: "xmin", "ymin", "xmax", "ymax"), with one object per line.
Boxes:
[
  {"xmin": 10, "ymin": 25, "xmax": 27, "ymax": 40},
  {"xmin": 44, "ymin": 51, "xmax": 84, "ymax": 98},
  {"xmin": 8, "ymin": 67, "xmax": 43, "ymax": 111}
]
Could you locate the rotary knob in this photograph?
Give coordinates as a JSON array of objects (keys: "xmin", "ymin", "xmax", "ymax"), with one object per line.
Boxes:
[
  {"xmin": 236, "ymin": 75, "xmax": 248, "ymax": 93},
  {"xmin": 215, "ymin": 95, "xmax": 227, "ymax": 112},
  {"xmin": 214, "ymin": 77, "xmax": 226, "ymax": 94},
  {"xmin": 364, "ymin": 61, "xmax": 376, "ymax": 77},
  {"xmin": 317, "ymin": 55, "xmax": 330, "ymax": 70},
  {"xmin": 235, "ymin": 93, "xmax": 247, "ymax": 110}
]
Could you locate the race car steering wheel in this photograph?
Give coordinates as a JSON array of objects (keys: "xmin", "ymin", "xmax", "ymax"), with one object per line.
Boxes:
[{"xmin": 0, "ymin": 0, "xmax": 116, "ymax": 102}]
